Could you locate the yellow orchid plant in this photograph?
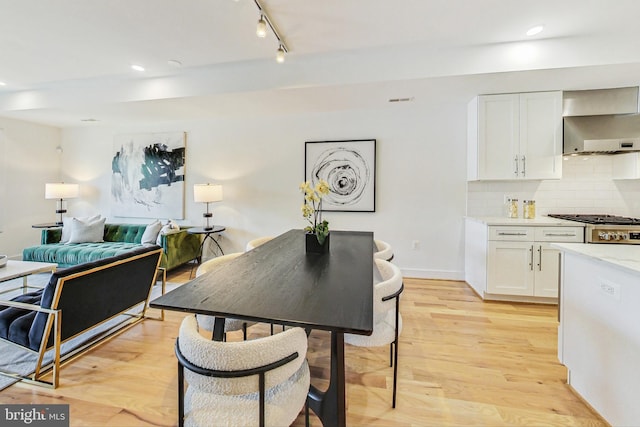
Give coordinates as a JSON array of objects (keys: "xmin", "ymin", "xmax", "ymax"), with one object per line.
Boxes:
[{"xmin": 300, "ymin": 179, "xmax": 330, "ymax": 244}]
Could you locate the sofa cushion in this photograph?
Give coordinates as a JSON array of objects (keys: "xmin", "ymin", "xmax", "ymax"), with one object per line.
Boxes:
[
  {"xmin": 103, "ymin": 224, "xmax": 146, "ymax": 244},
  {"xmin": 67, "ymin": 217, "xmax": 106, "ymax": 244},
  {"xmin": 60, "ymin": 214, "xmax": 101, "ymax": 243},
  {"xmin": 22, "ymin": 242, "xmax": 143, "ymax": 269},
  {"xmin": 141, "ymin": 220, "xmax": 162, "ymax": 245}
]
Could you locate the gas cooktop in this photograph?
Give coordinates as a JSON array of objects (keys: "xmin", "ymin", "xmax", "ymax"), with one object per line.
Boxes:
[{"xmin": 548, "ymin": 214, "xmax": 640, "ymax": 226}]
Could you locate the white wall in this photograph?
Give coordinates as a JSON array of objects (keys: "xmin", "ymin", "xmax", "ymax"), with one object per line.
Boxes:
[
  {"xmin": 0, "ymin": 118, "xmax": 61, "ymax": 258},
  {"xmin": 467, "ymin": 156, "xmax": 640, "ymax": 218},
  {"xmin": 61, "ymin": 103, "xmax": 468, "ymax": 279}
]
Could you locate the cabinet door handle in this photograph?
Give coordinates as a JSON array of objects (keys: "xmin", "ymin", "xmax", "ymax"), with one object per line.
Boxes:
[
  {"xmin": 514, "ymin": 155, "xmax": 519, "ymax": 177},
  {"xmin": 537, "ymin": 245, "xmax": 542, "ymax": 271},
  {"xmin": 521, "ymin": 155, "xmax": 526, "ymax": 176},
  {"xmin": 529, "ymin": 245, "xmax": 534, "ymax": 270},
  {"xmin": 544, "ymin": 233, "xmax": 576, "ymax": 237},
  {"xmin": 497, "ymin": 232, "xmax": 527, "ymax": 236}
]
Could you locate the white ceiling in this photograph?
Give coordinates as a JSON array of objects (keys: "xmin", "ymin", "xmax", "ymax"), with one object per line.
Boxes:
[{"xmin": 2, "ymin": 0, "xmax": 640, "ymax": 127}]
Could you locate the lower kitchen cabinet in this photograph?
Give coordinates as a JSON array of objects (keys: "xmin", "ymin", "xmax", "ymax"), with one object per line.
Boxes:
[
  {"xmin": 465, "ymin": 218, "xmax": 584, "ymax": 303},
  {"xmin": 487, "ymin": 240, "xmax": 562, "ymax": 297}
]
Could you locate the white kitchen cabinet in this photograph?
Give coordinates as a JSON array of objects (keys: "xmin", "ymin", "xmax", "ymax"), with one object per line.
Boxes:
[
  {"xmin": 467, "ymin": 91, "xmax": 563, "ymax": 181},
  {"xmin": 465, "ymin": 218, "xmax": 583, "ymax": 302},
  {"xmin": 612, "ymin": 152, "xmax": 640, "ymax": 179}
]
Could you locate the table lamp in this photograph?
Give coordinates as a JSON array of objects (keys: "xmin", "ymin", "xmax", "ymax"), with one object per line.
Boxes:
[
  {"xmin": 45, "ymin": 182, "xmax": 79, "ymax": 225},
  {"xmin": 194, "ymin": 184, "xmax": 223, "ymax": 231}
]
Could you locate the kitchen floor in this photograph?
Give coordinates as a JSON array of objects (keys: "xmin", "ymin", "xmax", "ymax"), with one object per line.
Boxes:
[{"xmin": 0, "ymin": 264, "xmax": 605, "ymax": 426}]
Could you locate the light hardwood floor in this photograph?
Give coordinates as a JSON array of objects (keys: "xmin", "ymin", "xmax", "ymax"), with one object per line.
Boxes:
[{"xmin": 0, "ymin": 264, "xmax": 606, "ymax": 426}]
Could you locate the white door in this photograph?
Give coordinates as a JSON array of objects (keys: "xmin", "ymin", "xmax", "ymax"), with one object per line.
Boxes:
[
  {"xmin": 487, "ymin": 241, "xmax": 534, "ymax": 296},
  {"xmin": 478, "ymin": 94, "xmax": 519, "ymax": 180},
  {"xmin": 519, "ymin": 91, "xmax": 562, "ymax": 180}
]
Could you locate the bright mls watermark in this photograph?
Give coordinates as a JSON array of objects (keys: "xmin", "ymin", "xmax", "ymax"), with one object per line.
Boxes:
[{"xmin": 1, "ymin": 405, "xmax": 69, "ymax": 426}]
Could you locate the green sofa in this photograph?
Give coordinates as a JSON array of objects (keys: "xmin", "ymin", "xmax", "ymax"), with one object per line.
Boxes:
[{"xmin": 22, "ymin": 223, "xmax": 201, "ymax": 271}]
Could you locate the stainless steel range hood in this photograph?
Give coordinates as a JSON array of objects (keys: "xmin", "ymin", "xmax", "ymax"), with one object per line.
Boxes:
[{"xmin": 563, "ymin": 87, "xmax": 640, "ymax": 155}]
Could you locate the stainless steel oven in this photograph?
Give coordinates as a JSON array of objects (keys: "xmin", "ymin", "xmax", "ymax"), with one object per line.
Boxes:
[{"xmin": 547, "ymin": 214, "xmax": 640, "ymax": 244}]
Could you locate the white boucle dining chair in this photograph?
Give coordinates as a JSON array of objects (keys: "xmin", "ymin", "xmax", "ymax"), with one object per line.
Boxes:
[
  {"xmin": 175, "ymin": 315, "xmax": 310, "ymax": 427},
  {"xmin": 345, "ymin": 258, "xmax": 404, "ymax": 408},
  {"xmin": 195, "ymin": 252, "xmax": 256, "ymax": 340},
  {"xmin": 374, "ymin": 239, "xmax": 394, "ymax": 262},
  {"xmin": 245, "ymin": 236, "xmax": 274, "ymax": 251}
]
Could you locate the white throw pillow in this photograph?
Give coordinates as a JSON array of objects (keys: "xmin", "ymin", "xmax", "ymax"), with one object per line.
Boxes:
[
  {"xmin": 141, "ymin": 219, "xmax": 162, "ymax": 246},
  {"xmin": 67, "ymin": 217, "xmax": 106, "ymax": 244},
  {"xmin": 60, "ymin": 214, "xmax": 101, "ymax": 243},
  {"xmin": 156, "ymin": 220, "xmax": 180, "ymax": 245}
]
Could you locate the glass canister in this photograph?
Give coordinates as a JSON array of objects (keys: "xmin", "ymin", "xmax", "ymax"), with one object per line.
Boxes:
[
  {"xmin": 523, "ymin": 200, "xmax": 536, "ymax": 219},
  {"xmin": 508, "ymin": 198, "xmax": 519, "ymax": 218}
]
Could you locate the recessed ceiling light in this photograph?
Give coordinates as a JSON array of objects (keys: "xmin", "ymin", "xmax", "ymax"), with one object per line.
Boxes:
[
  {"xmin": 131, "ymin": 64, "xmax": 145, "ymax": 72},
  {"xmin": 526, "ymin": 25, "xmax": 544, "ymax": 36},
  {"xmin": 0, "ymin": 81, "xmax": 6, "ymax": 86}
]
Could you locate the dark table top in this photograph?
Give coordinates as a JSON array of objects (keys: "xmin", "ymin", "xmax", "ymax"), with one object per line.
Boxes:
[
  {"xmin": 187, "ymin": 226, "xmax": 226, "ymax": 234},
  {"xmin": 150, "ymin": 229, "xmax": 374, "ymax": 335}
]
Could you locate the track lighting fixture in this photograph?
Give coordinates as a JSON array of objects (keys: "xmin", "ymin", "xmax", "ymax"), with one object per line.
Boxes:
[
  {"xmin": 256, "ymin": 15, "xmax": 267, "ymax": 38},
  {"xmin": 276, "ymin": 45, "xmax": 286, "ymax": 63},
  {"xmin": 253, "ymin": 0, "xmax": 289, "ymax": 62}
]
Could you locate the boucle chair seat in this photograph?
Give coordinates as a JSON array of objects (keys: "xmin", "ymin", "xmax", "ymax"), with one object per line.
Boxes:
[
  {"xmin": 345, "ymin": 258, "xmax": 404, "ymax": 408},
  {"xmin": 344, "ymin": 309, "xmax": 403, "ymax": 348},
  {"xmin": 374, "ymin": 239, "xmax": 394, "ymax": 262},
  {"xmin": 245, "ymin": 236, "xmax": 274, "ymax": 251},
  {"xmin": 195, "ymin": 253, "xmax": 256, "ymax": 339},
  {"xmin": 176, "ymin": 315, "xmax": 310, "ymax": 427}
]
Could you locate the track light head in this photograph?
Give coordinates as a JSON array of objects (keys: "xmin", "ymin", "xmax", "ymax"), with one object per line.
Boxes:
[
  {"xmin": 256, "ymin": 15, "xmax": 267, "ymax": 38},
  {"xmin": 276, "ymin": 45, "xmax": 285, "ymax": 63}
]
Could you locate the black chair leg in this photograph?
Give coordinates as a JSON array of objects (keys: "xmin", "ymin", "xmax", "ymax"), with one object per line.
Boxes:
[
  {"xmin": 389, "ymin": 342, "xmax": 393, "ymax": 367},
  {"xmin": 178, "ymin": 362, "xmax": 185, "ymax": 427},
  {"xmin": 392, "ymin": 337, "xmax": 399, "ymax": 408},
  {"xmin": 242, "ymin": 323, "xmax": 247, "ymax": 340},
  {"xmin": 305, "ymin": 397, "xmax": 310, "ymax": 427}
]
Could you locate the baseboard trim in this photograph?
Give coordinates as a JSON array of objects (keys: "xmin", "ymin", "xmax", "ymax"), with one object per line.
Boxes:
[{"xmin": 401, "ymin": 268, "xmax": 464, "ymax": 281}]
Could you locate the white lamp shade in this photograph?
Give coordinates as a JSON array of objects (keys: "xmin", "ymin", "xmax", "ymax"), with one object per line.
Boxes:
[
  {"xmin": 45, "ymin": 183, "xmax": 79, "ymax": 199},
  {"xmin": 194, "ymin": 184, "xmax": 223, "ymax": 203}
]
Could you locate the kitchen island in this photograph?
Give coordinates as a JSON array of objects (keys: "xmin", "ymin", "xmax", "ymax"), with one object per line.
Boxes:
[{"xmin": 554, "ymin": 243, "xmax": 640, "ymax": 426}]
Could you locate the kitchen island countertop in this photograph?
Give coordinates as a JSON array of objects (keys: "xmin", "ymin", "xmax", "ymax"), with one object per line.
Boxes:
[{"xmin": 552, "ymin": 242, "xmax": 640, "ymax": 275}]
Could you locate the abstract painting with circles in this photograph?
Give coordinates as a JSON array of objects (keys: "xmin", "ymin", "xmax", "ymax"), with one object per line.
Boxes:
[{"xmin": 305, "ymin": 139, "xmax": 376, "ymax": 212}]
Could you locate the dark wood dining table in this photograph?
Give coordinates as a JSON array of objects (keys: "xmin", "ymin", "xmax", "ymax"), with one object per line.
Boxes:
[{"xmin": 150, "ymin": 229, "xmax": 374, "ymax": 427}]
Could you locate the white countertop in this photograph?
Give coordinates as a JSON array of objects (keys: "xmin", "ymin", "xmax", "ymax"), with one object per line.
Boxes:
[
  {"xmin": 552, "ymin": 243, "xmax": 640, "ymax": 275},
  {"xmin": 465, "ymin": 216, "xmax": 585, "ymax": 227}
]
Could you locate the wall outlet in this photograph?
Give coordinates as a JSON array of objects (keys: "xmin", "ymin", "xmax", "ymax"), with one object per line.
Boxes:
[
  {"xmin": 503, "ymin": 194, "xmax": 512, "ymax": 204},
  {"xmin": 412, "ymin": 240, "xmax": 420, "ymax": 250},
  {"xmin": 599, "ymin": 280, "xmax": 621, "ymax": 300}
]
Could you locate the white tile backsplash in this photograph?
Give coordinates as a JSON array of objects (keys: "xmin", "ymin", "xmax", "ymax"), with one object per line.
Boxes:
[{"xmin": 467, "ymin": 156, "xmax": 640, "ymax": 218}]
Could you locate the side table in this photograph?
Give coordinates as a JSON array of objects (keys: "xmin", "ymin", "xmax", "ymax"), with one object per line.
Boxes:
[
  {"xmin": 187, "ymin": 226, "xmax": 226, "ymax": 276},
  {"xmin": 32, "ymin": 223, "xmax": 62, "ymax": 229}
]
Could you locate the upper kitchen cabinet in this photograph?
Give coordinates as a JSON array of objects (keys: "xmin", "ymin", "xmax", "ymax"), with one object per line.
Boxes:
[{"xmin": 467, "ymin": 91, "xmax": 563, "ymax": 181}]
